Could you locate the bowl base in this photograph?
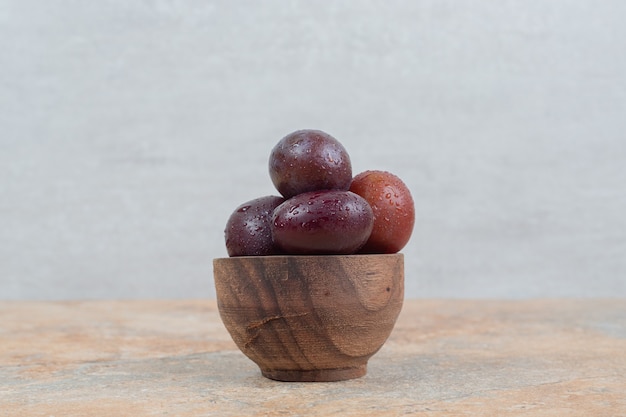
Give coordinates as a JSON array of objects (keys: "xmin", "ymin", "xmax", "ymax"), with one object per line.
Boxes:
[{"xmin": 261, "ymin": 365, "xmax": 367, "ymax": 382}]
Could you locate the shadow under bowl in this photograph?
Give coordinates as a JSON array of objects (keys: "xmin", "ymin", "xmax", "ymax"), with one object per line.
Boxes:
[{"xmin": 213, "ymin": 253, "xmax": 404, "ymax": 382}]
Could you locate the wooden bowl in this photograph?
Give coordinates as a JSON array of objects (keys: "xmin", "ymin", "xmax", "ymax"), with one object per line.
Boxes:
[{"xmin": 213, "ymin": 254, "xmax": 404, "ymax": 382}]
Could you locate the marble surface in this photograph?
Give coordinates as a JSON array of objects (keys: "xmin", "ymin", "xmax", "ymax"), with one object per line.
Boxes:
[
  {"xmin": 3, "ymin": 1, "xmax": 626, "ymax": 300},
  {"xmin": 1, "ymin": 299, "xmax": 625, "ymax": 416}
]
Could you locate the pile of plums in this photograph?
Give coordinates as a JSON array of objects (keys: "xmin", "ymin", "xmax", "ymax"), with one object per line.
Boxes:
[{"xmin": 224, "ymin": 129, "xmax": 415, "ymax": 256}]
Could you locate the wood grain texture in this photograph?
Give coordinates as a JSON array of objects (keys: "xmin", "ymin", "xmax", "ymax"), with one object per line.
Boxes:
[{"xmin": 212, "ymin": 254, "xmax": 404, "ymax": 381}]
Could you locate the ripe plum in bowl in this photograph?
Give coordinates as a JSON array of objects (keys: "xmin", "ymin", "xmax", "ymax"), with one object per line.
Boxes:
[{"xmin": 215, "ymin": 129, "xmax": 412, "ymax": 381}]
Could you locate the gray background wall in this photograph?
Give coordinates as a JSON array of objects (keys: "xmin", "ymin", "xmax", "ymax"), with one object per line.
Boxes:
[{"xmin": 2, "ymin": 1, "xmax": 625, "ymax": 300}]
